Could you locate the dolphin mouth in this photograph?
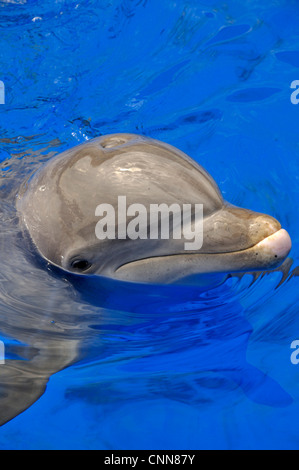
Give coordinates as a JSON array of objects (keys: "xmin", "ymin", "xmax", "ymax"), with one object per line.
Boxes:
[
  {"xmin": 203, "ymin": 228, "xmax": 292, "ymax": 260},
  {"xmin": 113, "ymin": 228, "xmax": 292, "ymax": 282}
]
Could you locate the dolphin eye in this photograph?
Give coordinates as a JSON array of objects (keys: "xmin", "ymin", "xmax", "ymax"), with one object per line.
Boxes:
[{"xmin": 71, "ymin": 259, "xmax": 91, "ymax": 271}]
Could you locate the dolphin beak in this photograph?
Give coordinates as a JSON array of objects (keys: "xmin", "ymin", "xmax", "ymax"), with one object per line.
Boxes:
[
  {"xmin": 200, "ymin": 206, "xmax": 292, "ymax": 273},
  {"xmin": 201, "ymin": 205, "xmax": 283, "ymax": 254},
  {"xmin": 199, "ymin": 223, "xmax": 292, "ymax": 274}
]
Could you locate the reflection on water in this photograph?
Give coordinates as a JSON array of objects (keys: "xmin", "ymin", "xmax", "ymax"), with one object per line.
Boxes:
[{"xmin": 0, "ymin": 0, "xmax": 298, "ymax": 450}]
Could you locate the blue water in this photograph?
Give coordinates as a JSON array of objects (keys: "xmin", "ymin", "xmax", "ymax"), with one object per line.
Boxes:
[{"xmin": 0, "ymin": 0, "xmax": 299, "ymax": 450}]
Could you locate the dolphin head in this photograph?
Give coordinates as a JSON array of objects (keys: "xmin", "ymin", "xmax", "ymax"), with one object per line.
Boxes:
[{"xmin": 17, "ymin": 133, "xmax": 292, "ymax": 284}]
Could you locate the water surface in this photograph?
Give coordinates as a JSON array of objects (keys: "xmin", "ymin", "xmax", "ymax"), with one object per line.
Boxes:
[{"xmin": 0, "ymin": 0, "xmax": 299, "ymax": 450}]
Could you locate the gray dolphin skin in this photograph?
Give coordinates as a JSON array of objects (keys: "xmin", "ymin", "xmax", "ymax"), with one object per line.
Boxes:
[{"xmin": 17, "ymin": 133, "xmax": 292, "ymax": 284}]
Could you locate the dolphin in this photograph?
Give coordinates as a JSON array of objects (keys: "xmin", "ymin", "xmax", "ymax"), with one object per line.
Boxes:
[{"xmin": 16, "ymin": 133, "xmax": 292, "ymax": 284}]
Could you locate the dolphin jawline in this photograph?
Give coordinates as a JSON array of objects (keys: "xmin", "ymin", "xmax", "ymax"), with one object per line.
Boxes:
[{"xmin": 113, "ymin": 229, "xmax": 292, "ymax": 283}]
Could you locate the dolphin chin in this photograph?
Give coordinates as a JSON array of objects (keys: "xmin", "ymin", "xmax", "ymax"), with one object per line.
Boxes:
[{"xmin": 250, "ymin": 229, "xmax": 292, "ymax": 260}]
